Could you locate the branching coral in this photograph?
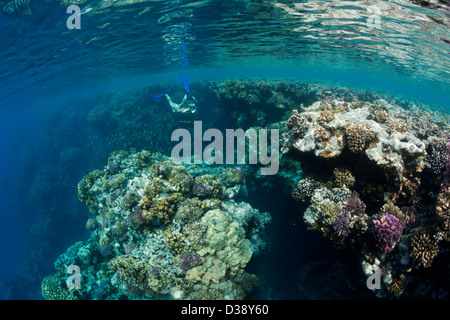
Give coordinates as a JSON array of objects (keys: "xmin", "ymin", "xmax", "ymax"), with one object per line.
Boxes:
[
  {"xmin": 314, "ymin": 126, "xmax": 330, "ymax": 143},
  {"xmin": 292, "ymin": 177, "xmax": 322, "ymax": 202},
  {"xmin": 180, "ymin": 253, "xmax": 203, "ymax": 271},
  {"xmin": 345, "ymin": 123, "xmax": 377, "ymax": 153},
  {"xmin": 318, "ymin": 110, "xmax": 334, "ymax": 123},
  {"xmin": 286, "ymin": 110, "xmax": 309, "ymax": 139},
  {"xmin": 375, "ymin": 110, "xmax": 389, "ymax": 123},
  {"xmin": 436, "ymin": 191, "xmax": 450, "ymax": 241},
  {"xmin": 333, "ymin": 168, "xmax": 355, "ymax": 188},
  {"xmin": 373, "ymin": 213, "xmax": 404, "ymax": 253},
  {"xmin": 333, "ymin": 209, "xmax": 351, "ymax": 237},
  {"xmin": 425, "ymin": 139, "xmax": 447, "ymax": 175},
  {"xmin": 342, "ymin": 191, "xmax": 366, "ymax": 216},
  {"xmin": 410, "ymin": 231, "xmax": 440, "ymax": 268}
]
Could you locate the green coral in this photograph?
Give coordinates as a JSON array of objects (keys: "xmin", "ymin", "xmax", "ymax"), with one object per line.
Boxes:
[
  {"xmin": 41, "ymin": 275, "xmax": 79, "ymax": 300},
  {"xmin": 175, "ymin": 198, "xmax": 205, "ymax": 224}
]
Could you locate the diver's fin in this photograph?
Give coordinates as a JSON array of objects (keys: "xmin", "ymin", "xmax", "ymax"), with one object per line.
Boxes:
[
  {"xmin": 182, "ymin": 75, "xmax": 190, "ymax": 93},
  {"xmin": 153, "ymin": 92, "xmax": 165, "ymax": 102}
]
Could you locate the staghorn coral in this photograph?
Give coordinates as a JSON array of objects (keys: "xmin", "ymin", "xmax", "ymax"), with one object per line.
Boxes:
[
  {"xmin": 373, "ymin": 213, "xmax": 404, "ymax": 254},
  {"xmin": 410, "ymin": 231, "xmax": 440, "ymax": 268}
]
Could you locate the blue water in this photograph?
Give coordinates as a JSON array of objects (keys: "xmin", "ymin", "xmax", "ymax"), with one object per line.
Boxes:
[{"xmin": 0, "ymin": 0, "xmax": 449, "ymax": 300}]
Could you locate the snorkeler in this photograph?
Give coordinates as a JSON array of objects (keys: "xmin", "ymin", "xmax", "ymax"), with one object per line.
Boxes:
[
  {"xmin": 153, "ymin": 75, "xmax": 198, "ymax": 115},
  {"xmin": 164, "ymin": 91, "xmax": 198, "ymax": 114}
]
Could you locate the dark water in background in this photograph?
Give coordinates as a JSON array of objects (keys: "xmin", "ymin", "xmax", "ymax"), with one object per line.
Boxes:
[{"xmin": 0, "ymin": 0, "xmax": 449, "ymax": 299}]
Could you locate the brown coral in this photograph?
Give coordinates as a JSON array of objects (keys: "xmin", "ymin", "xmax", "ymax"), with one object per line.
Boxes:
[
  {"xmin": 314, "ymin": 126, "xmax": 330, "ymax": 143},
  {"xmin": 343, "ymin": 191, "xmax": 366, "ymax": 216},
  {"xmin": 375, "ymin": 110, "xmax": 390, "ymax": 123},
  {"xmin": 318, "ymin": 110, "xmax": 334, "ymax": 123},
  {"xmin": 286, "ymin": 110, "xmax": 309, "ymax": 139},
  {"xmin": 333, "ymin": 168, "xmax": 355, "ymax": 188},
  {"xmin": 388, "ymin": 276, "xmax": 406, "ymax": 297},
  {"xmin": 410, "ymin": 231, "xmax": 440, "ymax": 268},
  {"xmin": 436, "ymin": 191, "xmax": 450, "ymax": 241},
  {"xmin": 345, "ymin": 123, "xmax": 377, "ymax": 153},
  {"xmin": 292, "ymin": 177, "xmax": 322, "ymax": 202},
  {"xmin": 380, "ymin": 202, "xmax": 402, "ymax": 219}
]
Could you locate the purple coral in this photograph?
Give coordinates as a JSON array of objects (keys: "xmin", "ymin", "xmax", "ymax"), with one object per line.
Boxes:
[
  {"xmin": 373, "ymin": 212, "xmax": 404, "ymax": 253},
  {"xmin": 108, "ymin": 162, "xmax": 120, "ymax": 175},
  {"xmin": 333, "ymin": 209, "xmax": 351, "ymax": 237},
  {"xmin": 127, "ymin": 206, "xmax": 145, "ymax": 228},
  {"xmin": 151, "ymin": 266, "xmax": 160, "ymax": 275},
  {"xmin": 343, "ymin": 191, "xmax": 366, "ymax": 217},
  {"xmin": 179, "ymin": 253, "xmax": 202, "ymax": 271},
  {"xmin": 192, "ymin": 180, "xmax": 212, "ymax": 197}
]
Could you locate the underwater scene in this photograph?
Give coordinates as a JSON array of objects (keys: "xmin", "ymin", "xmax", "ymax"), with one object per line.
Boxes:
[{"xmin": 0, "ymin": 0, "xmax": 449, "ymax": 302}]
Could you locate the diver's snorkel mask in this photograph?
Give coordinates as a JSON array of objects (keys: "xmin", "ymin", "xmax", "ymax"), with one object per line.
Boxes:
[{"xmin": 188, "ymin": 96, "xmax": 198, "ymax": 113}]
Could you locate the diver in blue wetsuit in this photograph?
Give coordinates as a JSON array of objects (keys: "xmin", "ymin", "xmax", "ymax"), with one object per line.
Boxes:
[{"xmin": 153, "ymin": 75, "xmax": 198, "ymax": 116}]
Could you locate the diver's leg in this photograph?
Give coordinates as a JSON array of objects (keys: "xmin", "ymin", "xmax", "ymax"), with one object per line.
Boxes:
[{"xmin": 165, "ymin": 94, "xmax": 180, "ymax": 112}]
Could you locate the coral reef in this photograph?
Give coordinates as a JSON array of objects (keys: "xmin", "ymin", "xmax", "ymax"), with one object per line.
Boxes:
[
  {"xmin": 292, "ymin": 177, "xmax": 322, "ymax": 202},
  {"xmin": 42, "ymin": 150, "xmax": 270, "ymax": 300},
  {"xmin": 282, "ymin": 96, "xmax": 450, "ymax": 298},
  {"xmin": 410, "ymin": 231, "xmax": 440, "ymax": 268},
  {"xmin": 373, "ymin": 213, "xmax": 404, "ymax": 254}
]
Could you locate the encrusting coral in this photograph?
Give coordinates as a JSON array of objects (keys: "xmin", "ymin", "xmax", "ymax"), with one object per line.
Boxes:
[{"xmin": 42, "ymin": 150, "xmax": 270, "ymax": 300}]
